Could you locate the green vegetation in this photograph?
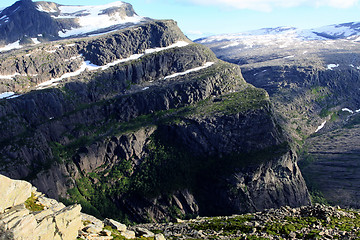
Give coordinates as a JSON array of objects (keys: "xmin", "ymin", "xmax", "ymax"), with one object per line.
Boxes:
[
  {"xmin": 310, "ymin": 86, "xmax": 330, "ymax": 103},
  {"xmin": 25, "ymin": 193, "xmax": 45, "ymax": 212},
  {"xmin": 193, "ymin": 215, "xmax": 253, "ymax": 234},
  {"xmin": 319, "ymin": 107, "xmax": 332, "ymax": 118},
  {"xmin": 189, "ymin": 87, "xmax": 269, "ymax": 116},
  {"xmin": 310, "ymin": 190, "xmax": 329, "ymax": 205},
  {"xmin": 189, "ymin": 209, "xmax": 360, "ymax": 239}
]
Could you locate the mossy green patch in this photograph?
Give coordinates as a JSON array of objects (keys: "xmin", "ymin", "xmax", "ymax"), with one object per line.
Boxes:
[
  {"xmin": 25, "ymin": 193, "xmax": 45, "ymax": 212},
  {"xmin": 193, "ymin": 215, "xmax": 253, "ymax": 234}
]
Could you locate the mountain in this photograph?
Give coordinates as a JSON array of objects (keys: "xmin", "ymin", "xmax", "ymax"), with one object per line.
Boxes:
[
  {"xmin": 0, "ymin": 0, "xmax": 310, "ymax": 223},
  {"xmin": 0, "ymin": 0, "xmax": 147, "ymax": 50},
  {"xmin": 196, "ymin": 22, "xmax": 360, "ymax": 209}
]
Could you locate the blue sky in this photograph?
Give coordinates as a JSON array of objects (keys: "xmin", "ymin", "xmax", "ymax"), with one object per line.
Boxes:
[{"xmin": 1, "ymin": 0, "xmax": 360, "ymax": 39}]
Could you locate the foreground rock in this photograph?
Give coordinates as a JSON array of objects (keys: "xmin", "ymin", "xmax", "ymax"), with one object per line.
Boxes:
[
  {"xmin": 0, "ymin": 175, "xmax": 32, "ymax": 213},
  {"xmin": 0, "ymin": 174, "xmax": 144, "ymax": 240},
  {"xmin": 0, "ymin": 174, "xmax": 81, "ymax": 240}
]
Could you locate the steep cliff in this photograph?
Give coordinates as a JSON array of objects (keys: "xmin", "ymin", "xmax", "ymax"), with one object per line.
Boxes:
[
  {"xmin": 197, "ymin": 29, "xmax": 360, "ymax": 208},
  {"xmin": 0, "ymin": 9, "xmax": 310, "ymax": 222}
]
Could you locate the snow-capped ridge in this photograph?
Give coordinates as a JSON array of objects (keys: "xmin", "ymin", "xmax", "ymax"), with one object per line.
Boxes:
[
  {"xmin": 0, "ymin": 0, "xmax": 149, "ymax": 50},
  {"xmin": 197, "ymin": 21, "xmax": 360, "ymax": 46},
  {"xmin": 36, "ymin": 1, "xmax": 146, "ymax": 38}
]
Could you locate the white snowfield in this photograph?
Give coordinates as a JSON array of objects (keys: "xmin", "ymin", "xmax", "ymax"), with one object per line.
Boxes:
[
  {"xmin": 342, "ymin": 108, "xmax": 360, "ymax": 114},
  {"xmin": 315, "ymin": 121, "xmax": 327, "ymax": 133},
  {"xmin": 31, "ymin": 38, "xmax": 41, "ymax": 44},
  {"xmin": 198, "ymin": 23, "xmax": 360, "ymax": 50},
  {"xmin": 327, "ymin": 64, "xmax": 339, "ymax": 70},
  {"xmin": 164, "ymin": 62, "xmax": 214, "ymax": 80},
  {"xmin": 36, "ymin": 41, "xmax": 190, "ymax": 89},
  {"xmin": 41, "ymin": 1, "xmax": 146, "ymax": 38},
  {"xmin": 0, "ymin": 92, "xmax": 15, "ymax": 99},
  {"xmin": 0, "ymin": 40, "xmax": 22, "ymax": 52},
  {"xmin": 342, "ymin": 108, "xmax": 354, "ymax": 114},
  {"xmin": 0, "ymin": 73, "xmax": 20, "ymax": 79}
]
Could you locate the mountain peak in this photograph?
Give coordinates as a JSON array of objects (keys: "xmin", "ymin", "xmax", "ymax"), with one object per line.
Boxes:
[{"xmin": 0, "ymin": 0, "xmax": 148, "ymax": 50}]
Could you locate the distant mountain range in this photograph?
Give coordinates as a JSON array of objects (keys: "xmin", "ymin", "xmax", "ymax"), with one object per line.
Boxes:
[
  {"xmin": 197, "ymin": 22, "xmax": 360, "ymax": 45},
  {"xmin": 197, "ymin": 19, "xmax": 360, "ymax": 210},
  {"xmin": 0, "ymin": 0, "xmax": 147, "ymax": 49}
]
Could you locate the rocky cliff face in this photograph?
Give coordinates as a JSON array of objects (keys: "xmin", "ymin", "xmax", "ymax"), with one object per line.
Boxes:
[
  {"xmin": 197, "ymin": 26, "xmax": 360, "ymax": 209},
  {"xmin": 0, "ymin": 2, "xmax": 310, "ymax": 223}
]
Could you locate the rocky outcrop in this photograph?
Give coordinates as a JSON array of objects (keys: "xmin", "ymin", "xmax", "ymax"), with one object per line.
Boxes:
[
  {"xmin": 0, "ymin": 175, "xmax": 32, "ymax": 213},
  {"xmin": 0, "ymin": 174, "xmax": 82, "ymax": 240}
]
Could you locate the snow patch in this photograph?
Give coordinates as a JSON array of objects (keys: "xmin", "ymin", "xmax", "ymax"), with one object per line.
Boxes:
[
  {"xmin": 37, "ymin": 61, "xmax": 93, "ymax": 88},
  {"xmin": 0, "ymin": 73, "xmax": 20, "ymax": 79},
  {"xmin": 327, "ymin": 64, "xmax": 339, "ymax": 70},
  {"xmin": 145, "ymin": 41, "xmax": 189, "ymax": 54},
  {"xmin": 342, "ymin": 108, "xmax": 354, "ymax": 114},
  {"xmin": 0, "ymin": 40, "xmax": 22, "ymax": 52},
  {"xmin": 313, "ymin": 24, "xmax": 357, "ymax": 38},
  {"xmin": 7, "ymin": 94, "xmax": 21, "ymax": 99},
  {"xmin": 220, "ymin": 42, "xmax": 241, "ymax": 49},
  {"xmin": 284, "ymin": 55, "xmax": 295, "ymax": 59},
  {"xmin": 315, "ymin": 121, "xmax": 327, "ymax": 133},
  {"xmin": 164, "ymin": 62, "xmax": 214, "ymax": 80},
  {"xmin": 56, "ymin": 2, "xmax": 145, "ymax": 38},
  {"xmin": 142, "ymin": 87, "xmax": 149, "ymax": 91},
  {"xmin": 31, "ymin": 38, "xmax": 41, "ymax": 45},
  {"xmin": 0, "ymin": 92, "xmax": 15, "ymax": 99},
  {"xmin": 37, "ymin": 41, "xmax": 189, "ymax": 89},
  {"xmin": 37, "ymin": 5, "xmax": 57, "ymax": 13}
]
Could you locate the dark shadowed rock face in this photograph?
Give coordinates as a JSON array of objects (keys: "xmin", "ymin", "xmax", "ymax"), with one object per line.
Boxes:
[{"xmin": 0, "ymin": 0, "xmax": 61, "ymax": 44}]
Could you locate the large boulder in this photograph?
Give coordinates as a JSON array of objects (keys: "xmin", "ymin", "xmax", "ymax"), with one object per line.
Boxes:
[
  {"xmin": 0, "ymin": 174, "xmax": 82, "ymax": 240},
  {"xmin": 0, "ymin": 175, "xmax": 32, "ymax": 213}
]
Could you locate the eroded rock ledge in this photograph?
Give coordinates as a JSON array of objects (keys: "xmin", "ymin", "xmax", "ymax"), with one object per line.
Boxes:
[{"xmin": 0, "ymin": 174, "xmax": 81, "ymax": 240}]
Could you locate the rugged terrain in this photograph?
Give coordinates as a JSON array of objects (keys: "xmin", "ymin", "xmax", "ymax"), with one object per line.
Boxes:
[
  {"xmin": 0, "ymin": 0, "xmax": 311, "ymax": 224},
  {"xmin": 197, "ymin": 24, "xmax": 360, "ymax": 208},
  {"xmin": 2, "ymin": 174, "xmax": 359, "ymax": 240}
]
